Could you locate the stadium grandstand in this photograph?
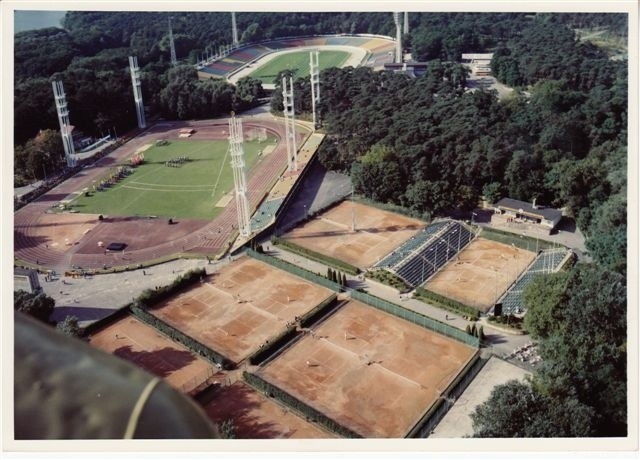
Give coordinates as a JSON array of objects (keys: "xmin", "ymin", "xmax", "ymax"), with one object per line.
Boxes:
[
  {"xmin": 250, "ymin": 197, "xmax": 285, "ymax": 232},
  {"xmin": 198, "ymin": 35, "xmax": 395, "ymax": 79},
  {"xmin": 498, "ymin": 247, "xmax": 573, "ymax": 315},
  {"xmin": 374, "ymin": 220, "xmax": 476, "ymax": 288}
]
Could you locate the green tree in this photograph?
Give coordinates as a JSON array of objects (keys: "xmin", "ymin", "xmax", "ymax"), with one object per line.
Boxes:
[
  {"xmin": 56, "ymin": 315, "xmax": 83, "ymax": 337},
  {"xmin": 14, "ymin": 290, "xmax": 55, "ymax": 324},
  {"xmin": 218, "ymin": 418, "xmax": 236, "ymax": 439},
  {"xmin": 471, "ymin": 380, "xmax": 594, "ymax": 437}
]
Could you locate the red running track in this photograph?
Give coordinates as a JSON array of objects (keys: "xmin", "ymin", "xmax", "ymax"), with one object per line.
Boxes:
[{"xmin": 14, "ymin": 117, "xmax": 306, "ymax": 271}]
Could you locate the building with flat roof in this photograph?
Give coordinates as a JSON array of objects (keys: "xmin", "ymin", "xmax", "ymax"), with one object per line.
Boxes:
[{"xmin": 493, "ymin": 197, "xmax": 562, "ymax": 232}]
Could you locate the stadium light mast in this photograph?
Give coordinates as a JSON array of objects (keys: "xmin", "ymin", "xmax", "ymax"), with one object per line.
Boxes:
[
  {"xmin": 393, "ymin": 12, "xmax": 402, "ymax": 63},
  {"xmin": 168, "ymin": 16, "xmax": 178, "ymax": 66},
  {"xmin": 309, "ymin": 50, "xmax": 321, "ymax": 130},
  {"xmin": 404, "ymin": 12, "xmax": 409, "ymax": 34},
  {"xmin": 128, "ymin": 56, "xmax": 147, "ymax": 129},
  {"xmin": 231, "ymin": 12, "xmax": 239, "ymax": 45},
  {"xmin": 282, "ymin": 76, "xmax": 298, "ymax": 171},
  {"xmin": 51, "ymin": 80, "xmax": 76, "ymax": 168},
  {"xmin": 228, "ymin": 114, "xmax": 251, "ymax": 238}
]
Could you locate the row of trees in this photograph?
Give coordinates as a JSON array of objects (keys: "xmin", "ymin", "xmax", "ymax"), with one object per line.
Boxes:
[{"xmin": 472, "ymin": 265, "xmax": 626, "ymax": 436}]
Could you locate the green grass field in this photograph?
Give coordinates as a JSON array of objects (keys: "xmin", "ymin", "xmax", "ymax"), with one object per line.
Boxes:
[
  {"xmin": 248, "ymin": 50, "xmax": 351, "ymax": 85},
  {"xmin": 70, "ymin": 137, "xmax": 275, "ymax": 219}
]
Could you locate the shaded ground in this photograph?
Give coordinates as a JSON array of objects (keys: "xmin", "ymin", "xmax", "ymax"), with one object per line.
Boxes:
[
  {"xmin": 257, "ymin": 300, "xmax": 477, "ymax": 438},
  {"xmin": 202, "ymin": 381, "xmax": 334, "ymax": 438},
  {"xmin": 89, "ymin": 314, "xmax": 216, "ymax": 393}
]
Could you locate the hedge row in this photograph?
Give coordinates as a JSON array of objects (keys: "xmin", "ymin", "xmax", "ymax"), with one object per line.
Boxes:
[
  {"xmin": 82, "ymin": 306, "xmax": 131, "ymax": 337},
  {"xmin": 270, "ymin": 236, "xmax": 360, "ymax": 275},
  {"xmin": 408, "ymin": 351, "xmax": 486, "ymax": 438},
  {"xmin": 366, "ymin": 269, "xmax": 410, "ymax": 292},
  {"xmin": 479, "ymin": 227, "xmax": 560, "ymax": 251},
  {"xmin": 414, "ymin": 287, "xmax": 480, "ymax": 321},
  {"xmin": 299, "ymin": 294, "xmax": 339, "ymax": 328},
  {"xmin": 246, "ymin": 294, "xmax": 339, "ymax": 366},
  {"xmin": 247, "ymin": 327, "xmax": 298, "ymax": 366},
  {"xmin": 247, "ymin": 249, "xmax": 343, "ymax": 292},
  {"xmin": 243, "ymin": 371, "xmax": 361, "ymax": 438},
  {"xmin": 130, "ymin": 303, "xmax": 234, "ymax": 369},
  {"xmin": 137, "ymin": 268, "xmax": 207, "ymax": 308}
]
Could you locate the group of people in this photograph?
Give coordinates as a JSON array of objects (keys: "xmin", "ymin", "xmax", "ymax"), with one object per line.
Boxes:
[{"xmin": 165, "ymin": 156, "xmax": 189, "ymax": 167}]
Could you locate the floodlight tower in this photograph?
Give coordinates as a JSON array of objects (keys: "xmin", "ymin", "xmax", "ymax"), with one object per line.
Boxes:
[
  {"xmin": 51, "ymin": 80, "xmax": 76, "ymax": 168},
  {"xmin": 393, "ymin": 12, "xmax": 402, "ymax": 63},
  {"xmin": 228, "ymin": 114, "xmax": 251, "ymax": 238},
  {"xmin": 309, "ymin": 50, "xmax": 321, "ymax": 130},
  {"xmin": 168, "ymin": 17, "xmax": 177, "ymax": 66},
  {"xmin": 128, "ymin": 56, "xmax": 147, "ymax": 129},
  {"xmin": 231, "ymin": 12, "xmax": 239, "ymax": 46},
  {"xmin": 404, "ymin": 12, "xmax": 409, "ymax": 34},
  {"xmin": 282, "ymin": 76, "xmax": 297, "ymax": 171}
]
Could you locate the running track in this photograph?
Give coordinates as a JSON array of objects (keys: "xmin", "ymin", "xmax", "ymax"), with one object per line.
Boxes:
[{"xmin": 14, "ymin": 117, "xmax": 307, "ymax": 271}]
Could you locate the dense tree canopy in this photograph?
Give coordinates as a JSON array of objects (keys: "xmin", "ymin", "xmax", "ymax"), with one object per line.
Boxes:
[
  {"xmin": 473, "ymin": 265, "xmax": 627, "ymax": 437},
  {"xmin": 14, "ymin": 290, "xmax": 55, "ymax": 324}
]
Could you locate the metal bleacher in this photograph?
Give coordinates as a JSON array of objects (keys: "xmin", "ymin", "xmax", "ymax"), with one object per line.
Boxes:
[
  {"xmin": 499, "ymin": 248, "xmax": 571, "ymax": 315},
  {"xmin": 375, "ymin": 220, "xmax": 476, "ymax": 288},
  {"xmin": 250, "ymin": 197, "xmax": 285, "ymax": 232}
]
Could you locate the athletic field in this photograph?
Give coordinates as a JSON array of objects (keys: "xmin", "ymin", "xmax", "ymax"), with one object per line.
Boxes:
[
  {"xmin": 248, "ymin": 50, "xmax": 350, "ymax": 84},
  {"xmin": 256, "ymin": 300, "xmax": 477, "ymax": 438},
  {"xmin": 70, "ymin": 138, "xmax": 274, "ymax": 219}
]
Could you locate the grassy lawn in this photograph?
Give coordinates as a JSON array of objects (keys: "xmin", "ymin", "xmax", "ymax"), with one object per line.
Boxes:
[
  {"xmin": 70, "ymin": 137, "xmax": 276, "ymax": 219},
  {"xmin": 248, "ymin": 50, "xmax": 351, "ymax": 85}
]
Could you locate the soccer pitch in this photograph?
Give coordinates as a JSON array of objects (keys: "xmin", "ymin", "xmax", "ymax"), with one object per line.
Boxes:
[
  {"xmin": 71, "ymin": 137, "xmax": 275, "ymax": 219},
  {"xmin": 248, "ymin": 50, "xmax": 350, "ymax": 85}
]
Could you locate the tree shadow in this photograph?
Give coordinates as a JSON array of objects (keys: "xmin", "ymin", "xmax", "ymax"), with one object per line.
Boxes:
[
  {"xmin": 202, "ymin": 382, "xmax": 319, "ymax": 439},
  {"xmin": 112, "ymin": 345, "xmax": 197, "ymax": 378}
]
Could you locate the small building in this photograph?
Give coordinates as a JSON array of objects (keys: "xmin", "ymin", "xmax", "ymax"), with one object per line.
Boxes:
[
  {"xmin": 461, "ymin": 53, "xmax": 494, "ymax": 65},
  {"xmin": 14, "ymin": 268, "xmax": 42, "ymax": 294},
  {"xmin": 493, "ymin": 198, "xmax": 562, "ymax": 232}
]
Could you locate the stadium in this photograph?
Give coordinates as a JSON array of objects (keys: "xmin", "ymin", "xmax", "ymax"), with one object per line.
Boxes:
[{"xmin": 12, "ymin": 12, "xmax": 588, "ymax": 441}]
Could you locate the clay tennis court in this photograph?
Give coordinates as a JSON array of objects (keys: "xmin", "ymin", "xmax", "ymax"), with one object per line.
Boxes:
[
  {"xmin": 89, "ymin": 314, "xmax": 217, "ymax": 394},
  {"xmin": 283, "ymin": 201, "xmax": 425, "ymax": 268},
  {"xmin": 256, "ymin": 300, "xmax": 477, "ymax": 438},
  {"xmin": 424, "ymin": 237, "xmax": 536, "ymax": 312},
  {"xmin": 201, "ymin": 382, "xmax": 334, "ymax": 438},
  {"xmin": 149, "ymin": 256, "xmax": 334, "ymax": 365}
]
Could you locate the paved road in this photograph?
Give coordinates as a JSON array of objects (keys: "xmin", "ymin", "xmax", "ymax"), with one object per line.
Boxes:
[{"xmin": 41, "ymin": 257, "xmax": 233, "ymax": 326}]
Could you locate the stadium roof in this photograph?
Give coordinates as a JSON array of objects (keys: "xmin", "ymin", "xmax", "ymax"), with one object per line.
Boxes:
[{"xmin": 496, "ymin": 198, "xmax": 562, "ymax": 222}]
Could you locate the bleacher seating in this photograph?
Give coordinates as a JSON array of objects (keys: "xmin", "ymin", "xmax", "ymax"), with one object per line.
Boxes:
[
  {"xmin": 250, "ymin": 197, "xmax": 285, "ymax": 232},
  {"xmin": 375, "ymin": 220, "xmax": 476, "ymax": 288},
  {"xmin": 200, "ymin": 35, "xmax": 395, "ymax": 78},
  {"xmin": 499, "ymin": 248, "xmax": 570, "ymax": 315}
]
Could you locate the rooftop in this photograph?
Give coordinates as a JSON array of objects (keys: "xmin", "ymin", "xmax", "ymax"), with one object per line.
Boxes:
[{"xmin": 496, "ymin": 197, "xmax": 562, "ymax": 222}]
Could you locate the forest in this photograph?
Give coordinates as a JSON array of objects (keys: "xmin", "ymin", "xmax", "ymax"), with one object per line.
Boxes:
[{"xmin": 13, "ymin": 11, "xmax": 629, "ymax": 437}]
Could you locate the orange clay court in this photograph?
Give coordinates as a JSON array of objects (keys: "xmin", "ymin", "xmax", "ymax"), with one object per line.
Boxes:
[
  {"xmin": 149, "ymin": 257, "xmax": 334, "ymax": 365},
  {"xmin": 256, "ymin": 300, "xmax": 477, "ymax": 438},
  {"xmin": 282, "ymin": 201, "xmax": 425, "ymax": 268},
  {"xmin": 424, "ymin": 237, "xmax": 536, "ymax": 312},
  {"xmin": 89, "ymin": 314, "xmax": 217, "ymax": 394},
  {"xmin": 202, "ymin": 382, "xmax": 335, "ymax": 439}
]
